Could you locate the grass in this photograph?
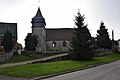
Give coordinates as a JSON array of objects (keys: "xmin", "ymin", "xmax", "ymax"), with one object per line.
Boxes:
[
  {"xmin": 0, "ymin": 53, "xmax": 120, "ymax": 78},
  {"xmin": 0, "ymin": 54, "xmax": 38, "ymax": 64},
  {"xmin": 9, "ymin": 54, "xmax": 37, "ymax": 63}
]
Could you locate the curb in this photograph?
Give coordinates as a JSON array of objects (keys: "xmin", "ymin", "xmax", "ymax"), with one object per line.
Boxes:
[{"xmin": 31, "ymin": 60, "xmax": 119, "ymax": 80}]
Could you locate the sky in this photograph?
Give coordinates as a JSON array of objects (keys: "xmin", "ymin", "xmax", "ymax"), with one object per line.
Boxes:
[{"xmin": 0, "ymin": 0, "xmax": 120, "ymax": 47}]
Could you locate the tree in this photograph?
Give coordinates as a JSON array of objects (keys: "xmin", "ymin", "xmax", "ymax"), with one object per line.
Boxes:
[
  {"xmin": 3, "ymin": 30, "xmax": 13, "ymax": 52},
  {"xmin": 25, "ymin": 33, "xmax": 38, "ymax": 51},
  {"xmin": 96, "ymin": 21, "xmax": 111, "ymax": 49},
  {"xmin": 70, "ymin": 10, "xmax": 94, "ymax": 60},
  {"xmin": 15, "ymin": 42, "xmax": 23, "ymax": 50}
]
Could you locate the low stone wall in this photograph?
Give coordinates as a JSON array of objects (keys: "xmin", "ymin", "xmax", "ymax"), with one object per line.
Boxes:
[
  {"xmin": 22, "ymin": 50, "xmax": 113, "ymax": 58},
  {"xmin": 94, "ymin": 50, "xmax": 113, "ymax": 57},
  {"xmin": 32, "ymin": 55, "xmax": 69, "ymax": 64},
  {"xmin": 21, "ymin": 51, "xmax": 68, "ymax": 58},
  {"xmin": 0, "ymin": 51, "xmax": 13, "ymax": 62}
]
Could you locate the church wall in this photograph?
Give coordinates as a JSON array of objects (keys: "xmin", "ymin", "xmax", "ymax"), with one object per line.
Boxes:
[
  {"xmin": 36, "ymin": 35, "xmax": 46, "ymax": 51},
  {"xmin": 46, "ymin": 41, "xmax": 71, "ymax": 51},
  {"xmin": 32, "ymin": 27, "xmax": 46, "ymax": 51},
  {"xmin": 32, "ymin": 27, "xmax": 46, "ymax": 37}
]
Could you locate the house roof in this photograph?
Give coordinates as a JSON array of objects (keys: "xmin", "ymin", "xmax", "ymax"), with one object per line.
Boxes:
[{"xmin": 46, "ymin": 28, "xmax": 74, "ymax": 41}]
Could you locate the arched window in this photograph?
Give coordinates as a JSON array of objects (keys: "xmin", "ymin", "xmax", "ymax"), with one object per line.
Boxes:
[
  {"xmin": 63, "ymin": 41, "xmax": 66, "ymax": 47},
  {"xmin": 52, "ymin": 41, "xmax": 56, "ymax": 47}
]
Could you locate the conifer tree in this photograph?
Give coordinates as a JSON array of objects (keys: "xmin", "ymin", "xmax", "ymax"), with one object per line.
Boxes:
[
  {"xmin": 3, "ymin": 30, "xmax": 13, "ymax": 52},
  {"xmin": 25, "ymin": 33, "xmax": 38, "ymax": 51},
  {"xmin": 70, "ymin": 10, "xmax": 94, "ymax": 60},
  {"xmin": 96, "ymin": 21, "xmax": 111, "ymax": 49}
]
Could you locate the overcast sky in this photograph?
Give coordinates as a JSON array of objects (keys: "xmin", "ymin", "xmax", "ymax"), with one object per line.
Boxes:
[{"xmin": 0, "ymin": 0, "xmax": 120, "ymax": 46}]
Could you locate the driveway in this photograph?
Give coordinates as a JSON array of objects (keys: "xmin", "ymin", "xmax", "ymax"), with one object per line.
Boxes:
[{"xmin": 42, "ymin": 60, "xmax": 120, "ymax": 80}]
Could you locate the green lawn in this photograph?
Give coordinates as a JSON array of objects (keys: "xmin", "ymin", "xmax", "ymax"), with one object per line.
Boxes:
[
  {"xmin": 9, "ymin": 54, "xmax": 37, "ymax": 63},
  {"xmin": 0, "ymin": 53, "xmax": 120, "ymax": 78},
  {"xmin": 0, "ymin": 54, "xmax": 37, "ymax": 64}
]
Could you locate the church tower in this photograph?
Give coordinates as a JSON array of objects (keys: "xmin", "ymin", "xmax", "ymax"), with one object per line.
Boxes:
[{"xmin": 31, "ymin": 7, "xmax": 46, "ymax": 51}]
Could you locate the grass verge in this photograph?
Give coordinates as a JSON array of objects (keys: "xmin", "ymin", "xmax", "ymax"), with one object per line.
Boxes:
[
  {"xmin": 0, "ymin": 54, "xmax": 37, "ymax": 64},
  {"xmin": 0, "ymin": 53, "xmax": 120, "ymax": 78},
  {"xmin": 9, "ymin": 54, "xmax": 38, "ymax": 63}
]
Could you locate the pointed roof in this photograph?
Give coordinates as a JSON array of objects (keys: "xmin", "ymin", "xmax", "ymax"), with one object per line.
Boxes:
[
  {"xmin": 31, "ymin": 7, "xmax": 46, "ymax": 27},
  {"xmin": 33, "ymin": 7, "xmax": 44, "ymax": 20}
]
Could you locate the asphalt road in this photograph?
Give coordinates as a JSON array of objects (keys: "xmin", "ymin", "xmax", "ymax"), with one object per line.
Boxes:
[
  {"xmin": 0, "ymin": 75, "xmax": 28, "ymax": 80},
  {"xmin": 43, "ymin": 60, "xmax": 120, "ymax": 80}
]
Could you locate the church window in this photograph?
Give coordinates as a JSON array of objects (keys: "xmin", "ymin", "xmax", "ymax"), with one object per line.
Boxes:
[
  {"xmin": 52, "ymin": 41, "xmax": 56, "ymax": 47},
  {"xmin": 63, "ymin": 41, "xmax": 66, "ymax": 47}
]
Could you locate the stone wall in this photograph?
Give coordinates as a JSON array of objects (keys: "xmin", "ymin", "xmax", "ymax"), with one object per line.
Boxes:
[
  {"xmin": 21, "ymin": 51, "xmax": 68, "ymax": 58},
  {"xmin": 46, "ymin": 41, "xmax": 71, "ymax": 51},
  {"xmin": 32, "ymin": 54, "xmax": 69, "ymax": 64},
  {"xmin": 32, "ymin": 27, "xmax": 46, "ymax": 51},
  {"xmin": 94, "ymin": 50, "xmax": 113, "ymax": 57},
  {"xmin": 0, "ymin": 51, "xmax": 13, "ymax": 62}
]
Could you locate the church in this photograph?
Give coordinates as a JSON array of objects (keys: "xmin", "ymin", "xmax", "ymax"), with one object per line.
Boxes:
[{"xmin": 31, "ymin": 7, "xmax": 74, "ymax": 51}]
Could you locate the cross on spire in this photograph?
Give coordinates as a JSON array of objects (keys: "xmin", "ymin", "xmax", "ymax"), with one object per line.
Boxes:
[{"xmin": 38, "ymin": 0, "xmax": 40, "ymax": 7}]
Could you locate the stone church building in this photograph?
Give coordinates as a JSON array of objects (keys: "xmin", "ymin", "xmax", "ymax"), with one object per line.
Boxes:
[{"xmin": 31, "ymin": 7, "xmax": 74, "ymax": 51}]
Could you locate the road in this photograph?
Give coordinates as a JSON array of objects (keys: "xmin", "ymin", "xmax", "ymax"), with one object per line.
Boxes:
[
  {"xmin": 42, "ymin": 60, "xmax": 120, "ymax": 80},
  {"xmin": 0, "ymin": 75, "xmax": 28, "ymax": 80}
]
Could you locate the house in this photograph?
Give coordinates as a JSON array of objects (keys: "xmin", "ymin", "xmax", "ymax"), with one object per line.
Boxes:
[{"xmin": 0, "ymin": 22, "xmax": 17, "ymax": 49}]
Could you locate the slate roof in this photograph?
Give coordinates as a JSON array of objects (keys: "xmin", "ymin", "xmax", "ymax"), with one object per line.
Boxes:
[
  {"xmin": 46, "ymin": 28, "xmax": 74, "ymax": 41},
  {"xmin": 32, "ymin": 7, "xmax": 44, "ymax": 20},
  {"xmin": 31, "ymin": 7, "xmax": 46, "ymax": 27}
]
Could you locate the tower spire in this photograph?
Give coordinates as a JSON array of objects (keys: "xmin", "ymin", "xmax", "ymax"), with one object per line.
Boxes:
[{"xmin": 31, "ymin": 4, "xmax": 46, "ymax": 28}]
